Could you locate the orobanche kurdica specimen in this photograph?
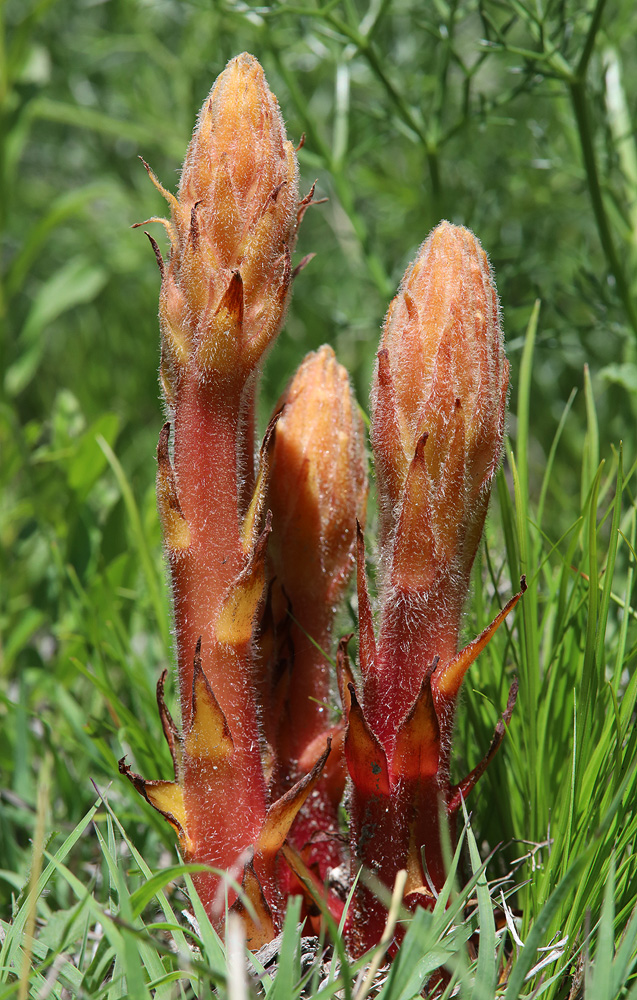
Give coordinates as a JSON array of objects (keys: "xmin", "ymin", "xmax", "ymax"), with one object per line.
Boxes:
[{"xmin": 121, "ymin": 52, "xmax": 524, "ymax": 955}]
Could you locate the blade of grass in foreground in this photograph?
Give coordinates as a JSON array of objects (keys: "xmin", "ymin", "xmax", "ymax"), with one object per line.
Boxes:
[
  {"xmin": 506, "ymin": 756, "xmax": 637, "ymax": 999},
  {"xmin": 509, "ymin": 301, "xmax": 542, "ymax": 850},
  {"xmin": 463, "ymin": 798, "xmax": 497, "ymax": 998},
  {"xmin": 587, "ymin": 854, "xmax": 616, "ymax": 1000},
  {"xmin": 607, "ymin": 903, "xmax": 637, "ymax": 998},
  {"xmin": 93, "ymin": 816, "xmax": 154, "ymax": 1000},
  {"xmin": 0, "ymin": 800, "xmax": 100, "ymax": 984},
  {"xmin": 38, "ymin": 848, "xmax": 151, "ymax": 999},
  {"xmin": 503, "ymin": 852, "xmax": 589, "ymax": 1000},
  {"xmin": 267, "ymin": 896, "xmax": 303, "ymax": 1000}
]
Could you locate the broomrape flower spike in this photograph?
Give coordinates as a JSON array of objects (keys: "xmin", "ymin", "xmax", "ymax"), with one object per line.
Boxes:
[
  {"xmin": 344, "ymin": 221, "xmax": 523, "ymax": 955},
  {"xmin": 122, "ymin": 52, "xmax": 524, "ymax": 957},
  {"xmin": 368, "ymin": 222, "xmax": 511, "ymax": 735},
  {"xmin": 121, "ymin": 53, "xmax": 334, "ymax": 943},
  {"xmin": 263, "ymin": 345, "xmax": 367, "ymax": 896}
]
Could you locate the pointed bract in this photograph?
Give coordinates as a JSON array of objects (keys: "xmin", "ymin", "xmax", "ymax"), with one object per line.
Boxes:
[
  {"xmin": 156, "ymin": 423, "xmax": 190, "ymax": 554},
  {"xmin": 393, "ymin": 668, "xmax": 440, "ymax": 780},
  {"xmin": 257, "ymin": 740, "xmax": 331, "ymax": 855},
  {"xmin": 185, "ymin": 657, "xmax": 235, "ymax": 761},
  {"xmin": 345, "ymin": 685, "xmax": 390, "ymax": 798},
  {"xmin": 432, "ymin": 580, "xmax": 525, "ymax": 701},
  {"xmin": 216, "ymin": 515, "xmax": 271, "ymax": 645}
]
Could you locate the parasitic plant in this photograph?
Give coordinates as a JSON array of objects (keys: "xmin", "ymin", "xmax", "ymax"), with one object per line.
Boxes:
[
  {"xmin": 120, "ymin": 53, "xmax": 343, "ymax": 945},
  {"xmin": 264, "ymin": 344, "xmax": 367, "ymax": 887},
  {"xmin": 122, "ymin": 53, "xmax": 523, "ymax": 954},
  {"xmin": 345, "ymin": 222, "xmax": 523, "ymax": 954}
]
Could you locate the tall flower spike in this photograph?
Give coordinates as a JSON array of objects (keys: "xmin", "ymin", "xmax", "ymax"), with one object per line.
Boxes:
[
  {"xmin": 144, "ymin": 52, "xmax": 302, "ymax": 735},
  {"xmin": 264, "ymin": 345, "xmax": 368, "ymax": 883},
  {"xmin": 344, "ymin": 222, "xmax": 521, "ymax": 956},
  {"xmin": 124, "ymin": 55, "xmax": 331, "ymax": 942}
]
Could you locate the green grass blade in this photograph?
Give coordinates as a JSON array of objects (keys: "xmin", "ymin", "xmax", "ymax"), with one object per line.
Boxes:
[
  {"xmin": 515, "ymin": 298, "xmax": 540, "ymax": 509},
  {"xmin": 536, "ymin": 387, "xmax": 577, "ymax": 533},
  {"xmin": 610, "ymin": 905, "xmax": 637, "ymax": 997},
  {"xmin": 376, "ymin": 908, "xmax": 450, "ymax": 1000},
  {"xmin": 588, "ymin": 854, "xmax": 616, "ymax": 999},
  {"xmin": 268, "ymin": 896, "xmax": 303, "ymax": 1000},
  {"xmin": 129, "ymin": 864, "xmax": 214, "ymax": 920},
  {"xmin": 0, "ymin": 801, "xmax": 100, "ymax": 982},
  {"xmin": 183, "ymin": 874, "xmax": 227, "ymax": 975},
  {"xmin": 462, "ymin": 799, "xmax": 496, "ymax": 998},
  {"xmin": 504, "ymin": 853, "xmax": 589, "ymax": 1000},
  {"xmin": 581, "ymin": 363, "xmax": 600, "ymax": 505}
]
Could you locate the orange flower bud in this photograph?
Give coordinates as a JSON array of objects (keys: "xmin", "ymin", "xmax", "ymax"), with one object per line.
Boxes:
[
  {"xmin": 265, "ymin": 345, "xmax": 367, "ymax": 880},
  {"xmin": 149, "ymin": 53, "xmax": 299, "ymax": 395},
  {"xmin": 268, "ymin": 345, "xmax": 368, "ymax": 608},
  {"xmin": 371, "ymin": 221, "xmax": 508, "ymax": 591}
]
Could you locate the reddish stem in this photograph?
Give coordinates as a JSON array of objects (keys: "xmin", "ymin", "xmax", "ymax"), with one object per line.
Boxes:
[
  {"xmin": 366, "ymin": 579, "xmax": 464, "ymax": 754},
  {"xmin": 171, "ymin": 374, "xmax": 264, "ymax": 799}
]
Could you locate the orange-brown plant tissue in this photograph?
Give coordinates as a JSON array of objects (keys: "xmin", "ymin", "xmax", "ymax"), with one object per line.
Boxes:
[
  {"xmin": 157, "ymin": 52, "xmax": 299, "ymax": 404},
  {"xmin": 368, "ymin": 221, "xmax": 509, "ymax": 741},
  {"xmin": 265, "ymin": 346, "xmax": 368, "ymax": 880}
]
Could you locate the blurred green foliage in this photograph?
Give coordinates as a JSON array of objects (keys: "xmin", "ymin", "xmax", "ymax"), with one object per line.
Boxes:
[{"xmin": 2, "ymin": 1, "xmax": 637, "ymax": 993}]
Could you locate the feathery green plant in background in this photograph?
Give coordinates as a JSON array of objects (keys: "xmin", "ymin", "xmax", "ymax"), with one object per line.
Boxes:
[{"xmin": 2, "ymin": 0, "xmax": 637, "ymax": 995}]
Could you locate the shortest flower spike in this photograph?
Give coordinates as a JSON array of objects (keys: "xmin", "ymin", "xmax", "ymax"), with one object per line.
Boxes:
[
  {"xmin": 263, "ymin": 345, "xmax": 367, "ymax": 880},
  {"xmin": 268, "ymin": 345, "xmax": 368, "ymax": 610}
]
